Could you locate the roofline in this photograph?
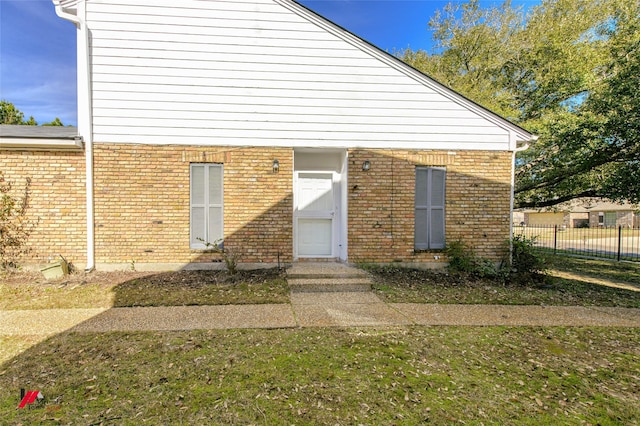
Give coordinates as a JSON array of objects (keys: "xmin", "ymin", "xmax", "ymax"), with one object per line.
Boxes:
[
  {"xmin": 282, "ymin": 0, "xmax": 537, "ymax": 146},
  {"xmin": 0, "ymin": 138, "xmax": 84, "ymax": 151}
]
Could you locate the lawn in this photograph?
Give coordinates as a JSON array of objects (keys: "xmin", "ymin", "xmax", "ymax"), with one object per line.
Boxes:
[
  {"xmin": 1, "ymin": 258, "xmax": 639, "ymax": 423},
  {"xmin": 2, "ymin": 257, "xmax": 639, "ymax": 311},
  {"xmin": 1, "ymin": 327, "xmax": 638, "ymax": 424},
  {"xmin": 367, "ymin": 256, "xmax": 640, "ymax": 308}
]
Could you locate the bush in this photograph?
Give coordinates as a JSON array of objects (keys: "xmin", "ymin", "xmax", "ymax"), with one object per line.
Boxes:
[
  {"xmin": 0, "ymin": 173, "xmax": 37, "ymax": 270},
  {"xmin": 510, "ymin": 234, "xmax": 546, "ymax": 277},
  {"xmin": 445, "ymin": 240, "xmax": 505, "ymax": 280}
]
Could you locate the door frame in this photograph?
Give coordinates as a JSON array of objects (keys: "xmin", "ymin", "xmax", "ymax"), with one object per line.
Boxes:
[
  {"xmin": 293, "ymin": 149, "xmax": 348, "ymax": 261},
  {"xmin": 293, "ymin": 170, "xmax": 338, "ymax": 259}
]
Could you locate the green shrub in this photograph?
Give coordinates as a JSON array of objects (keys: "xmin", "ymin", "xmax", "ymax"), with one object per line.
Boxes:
[
  {"xmin": 510, "ymin": 234, "xmax": 546, "ymax": 277},
  {"xmin": 445, "ymin": 240, "xmax": 505, "ymax": 280}
]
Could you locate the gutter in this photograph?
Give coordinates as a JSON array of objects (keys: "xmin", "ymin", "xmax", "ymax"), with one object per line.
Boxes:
[{"xmin": 53, "ymin": 1, "xmax": 95, "ymax": 272}]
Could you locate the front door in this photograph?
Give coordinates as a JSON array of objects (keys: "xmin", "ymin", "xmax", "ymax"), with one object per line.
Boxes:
[{"xmin": 295, "ymin": 172, "xmax": 335, "ymax": 257}]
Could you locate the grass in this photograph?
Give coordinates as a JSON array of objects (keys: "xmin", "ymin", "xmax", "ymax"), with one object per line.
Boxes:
[
  {"xmin": 0, "ymin": 268, "xmax": 289, "ymax": 310},
  {"xmin": 367, "ymin": 259, "xmax": 640, "ymax": 308},
  {"xmin": 547, "ymin": 255, "xmax": 640, "ymax": 284},
  {"xmin": 111, "ymin": 269, "xmax": 290, "ymax": 307},
  {"xmin": 1, "ymin": 258, "xmax": 639, "ymax": 423},
  {"xmin": 1, "ymin": 327, "xmax": 638, "ymax": 424}
]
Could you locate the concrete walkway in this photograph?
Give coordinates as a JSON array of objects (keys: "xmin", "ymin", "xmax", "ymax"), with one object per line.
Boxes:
[{"xmin": 2, "ymin": 294, "xmax": 639, "ymax": 336}]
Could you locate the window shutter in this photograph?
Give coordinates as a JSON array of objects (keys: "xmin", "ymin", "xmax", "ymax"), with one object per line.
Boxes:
[
  {"xmin": 415, "ymin": 167, "xmax": 446, "ymax": 250},
  {"xmin": 190, "ymin": 165, "xmax": 206, "ymax": 247},
  {"xmin": 208, "ymin": 165, "xmax": 223, "ymax": 244},
  {"xmin": 429, "ymin": 168, "xmax": 446, "ymax": 249},
  {"xmin": 415, "ymin": 168, "xmax": 429, "ymax": 250},
  {"xmin": 190, "ymin": 164, "xmax": 223, "ymax": 248}
]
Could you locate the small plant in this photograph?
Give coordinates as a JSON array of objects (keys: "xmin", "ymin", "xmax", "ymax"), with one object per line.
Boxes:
[
  {"xmin": 0, "ymin": 173, "xmax": 38, "ymax": 271},
  {"xmin": 445, "ymin": 240, "xmax": 504, "ymax": 280},
  {"xmin": 200, "ymin": 238, "xmax": 239, "ymax": 275}
]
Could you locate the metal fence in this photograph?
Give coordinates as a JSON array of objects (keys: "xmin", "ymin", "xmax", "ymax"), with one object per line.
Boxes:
[{"xmin": 514, "ymin": 225, "xmax": 640, "ymax": 262}]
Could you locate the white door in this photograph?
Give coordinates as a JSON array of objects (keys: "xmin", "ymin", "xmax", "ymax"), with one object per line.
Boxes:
[{"xmin": 295, "ymin": 172, "xmax": 335, "ymax": 257}]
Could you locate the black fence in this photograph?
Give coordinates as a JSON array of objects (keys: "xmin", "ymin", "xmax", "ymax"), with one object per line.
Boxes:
[{"xmin": 514, "ymin": 225, "xmax": 640, "ymax": 262}]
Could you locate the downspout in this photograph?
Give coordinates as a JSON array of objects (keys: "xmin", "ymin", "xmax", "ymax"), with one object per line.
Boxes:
[
  {"xmin": 509, "ymin": 139, "xmax": 533, "ymax": 262},
  {"xmin": 54, "ymin": 1, "xmax": 95, "ymax": 272}
]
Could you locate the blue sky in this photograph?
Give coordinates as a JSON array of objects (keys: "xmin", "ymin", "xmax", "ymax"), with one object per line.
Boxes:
[{"xmin": 0, "ymin": 0, "xmax": 539, "ymax": 126}]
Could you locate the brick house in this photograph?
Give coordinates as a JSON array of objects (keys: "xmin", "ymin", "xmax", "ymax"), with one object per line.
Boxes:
[
  {"xmin": 1, "ymin": 0, "xmax": 535, "ymax": 271},
  {"xmin": 515, "ymin": 198, "xmax": 639, "ymax": 229}
]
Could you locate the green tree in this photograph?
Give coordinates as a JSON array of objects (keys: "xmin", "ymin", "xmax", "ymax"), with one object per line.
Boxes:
[
  {"xmin": 400, "ymin": 0, "xmax": 640, "ymax": 207},
  {"xmin": 0, "ymin": 100, "xmax": 37, "ymax": 125},
  {"xmin": 0, "ymin": 100, "xmax": 66, "ymax": 127},
  {"xmin": 43, "ymin": 117, "xmax": 65, "ymax": 126},
  {"xmin": 514, "ymin": 0, "xmax": 640, "ymax": 206}
]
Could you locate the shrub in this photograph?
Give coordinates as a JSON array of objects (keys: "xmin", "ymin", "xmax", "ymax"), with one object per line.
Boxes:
[
  {"xmin": 445, "ymin": 240, "xmax": 505, "ymax": 280},
  {"xmin": 510, "ymin": 234, "xmax": 546, "ymax": 277},
  {"xmin": 0, "ymin": 173, "xmax": 38, "ymax": 270}
]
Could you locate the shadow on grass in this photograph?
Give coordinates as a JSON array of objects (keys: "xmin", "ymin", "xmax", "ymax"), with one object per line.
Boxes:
[{"xmin": 110, "ymin": 268, "xmax": 290, "ymax": 307}]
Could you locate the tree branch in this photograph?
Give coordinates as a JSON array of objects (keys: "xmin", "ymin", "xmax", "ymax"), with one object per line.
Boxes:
[{"xmin": 515, "ymin": 189, "xmax": 601, "ymax": 209}]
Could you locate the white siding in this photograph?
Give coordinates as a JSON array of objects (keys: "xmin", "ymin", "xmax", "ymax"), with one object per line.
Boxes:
[{"xmin": 86, "ymin": 0, "xmax": 512, "ymax": 149}]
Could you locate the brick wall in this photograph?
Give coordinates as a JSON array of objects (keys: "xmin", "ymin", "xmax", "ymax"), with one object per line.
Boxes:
[
  {"xmin": 4, "ymin": 144, "xmax": 513, "ymax": 268},
  {"xmin": 93, "ymin": 144, "xmax": 293, "ymax": 265},
  {"xmin": 347, "ymin": 149, "xmax": 513, "ymax": 262},
  {"xmin": 0, "ymin": 150, "xmax": 86, "ymax": 266}
]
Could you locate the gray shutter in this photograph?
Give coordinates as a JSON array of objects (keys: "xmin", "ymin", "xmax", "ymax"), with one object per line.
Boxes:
[
  {"xmin": 414, "ymin": 168, "xmax": 429, "ymax": 250},
  {"xmin": 208, "ymin": 165, "xmax": 223, "ymax": 244},
  {"xmin": 190, "ymin": 165, "xmax": 206, "ymax": 247},
  {"xmin": 429, "ymin": 168, "xmax": 446, "ymax": 249},
  {"xmin": 415, "ymin": 167, "xmax": 446, "ymax": 250}
]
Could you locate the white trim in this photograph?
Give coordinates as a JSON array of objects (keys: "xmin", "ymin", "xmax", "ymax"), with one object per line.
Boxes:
[
  {"xmin": 0, "ymin": 138, "xmax": 83, "ymax": 151},
  {"xmin": 293, "ymin": 170, "xmax": 339, "ymax": 259}
]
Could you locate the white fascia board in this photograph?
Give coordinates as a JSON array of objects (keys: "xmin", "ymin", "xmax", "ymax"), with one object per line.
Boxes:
[
  {"xmin": 1, "ymin": 138, "xmax": 84, "ymax": 151},
  {"xmin": 280, "ymin": 0, "xmax": 537, "ymax": 148}
]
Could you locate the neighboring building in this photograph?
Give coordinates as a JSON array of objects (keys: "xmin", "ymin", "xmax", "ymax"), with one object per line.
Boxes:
[
  {"xmin": 585, "ymin": 200, "xmax": 639, "ymax": 229},
  {"xmin": 516, "ymin": 199, "xmax": 639, "ymax": 229},
  {"xmin": 0, "ymin": 0, "xmax": 535, "ymax": 271}
]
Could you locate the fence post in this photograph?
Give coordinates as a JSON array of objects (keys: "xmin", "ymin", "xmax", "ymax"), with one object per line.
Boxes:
[
  {"xmin": 554, "ymin": 224, "xmax": 558, "ymax": 255},
  {"xmin": 617, "ymin": 225, "xmax": 622, "ymax": 262}
]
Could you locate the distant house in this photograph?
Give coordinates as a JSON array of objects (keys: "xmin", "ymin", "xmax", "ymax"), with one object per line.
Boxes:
[
  {"xmin": 516, "ymin": 199, "xmax": 639, "ymax": 229},
  {"xmin": 0, "ymin": 0, "xmax": 535, "ymax": 271}
]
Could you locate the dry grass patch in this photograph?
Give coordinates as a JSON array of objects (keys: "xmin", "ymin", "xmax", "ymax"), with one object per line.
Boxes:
[
  {"xmin": 1, "ymin": 268, "xmax": 289, "ymax": 310},
  {"xmin": 0, "ymin": 271, "xmax": 147, "ymax": 310}
]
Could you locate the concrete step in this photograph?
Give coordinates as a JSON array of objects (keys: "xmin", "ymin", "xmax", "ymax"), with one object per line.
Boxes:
[
  {"xmin": 287, "ymin": 263, "xmax": 369, "ymax": 279},
  {"xmin": 287, "ymin": 263, "xmax": 373, "ymax": 293},
  {"xmin": 288, "ymin": 278, "xmax": 371, "ymax": 293}
]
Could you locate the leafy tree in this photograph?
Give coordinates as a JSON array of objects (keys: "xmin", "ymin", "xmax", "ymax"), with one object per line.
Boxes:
[
  {"xmin": 1, "ymin": 100, "xmax": 66, "ymax": 127},
  {"xmin": 1, "ymin": 100, "xmax": 38, "ymax": 125},
  {"xmin": 43, "ymin": 117, "xmax": 65, "ymax": 126},
  {"xmin": 399, "ymin": 0, "xmax": 640, "ymax": 207},
  {"xmin": 514, "ymin": 0, "xmax": 640, "ymax": 206}
]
